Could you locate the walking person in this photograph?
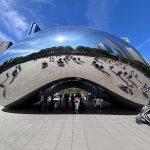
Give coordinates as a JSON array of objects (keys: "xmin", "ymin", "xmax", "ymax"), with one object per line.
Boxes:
[{"xmin": 74, "ymin": 93, "xmax": 81, "ymax": 113}]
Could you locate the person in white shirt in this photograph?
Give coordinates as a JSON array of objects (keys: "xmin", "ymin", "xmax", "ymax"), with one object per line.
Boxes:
[{"xmin": 74, "ymin": 93, "xmax": 81, "ymax": 113}]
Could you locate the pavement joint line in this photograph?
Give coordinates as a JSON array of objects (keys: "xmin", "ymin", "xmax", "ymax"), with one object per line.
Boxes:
[{"xmin": 54, "ymin": 115, "xmax": 67, "ymax": 150}]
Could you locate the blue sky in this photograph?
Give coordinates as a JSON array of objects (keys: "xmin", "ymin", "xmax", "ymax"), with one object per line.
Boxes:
[{"xmin": 0, "ymin": 0, "xmax": 150, "ymax": 62}]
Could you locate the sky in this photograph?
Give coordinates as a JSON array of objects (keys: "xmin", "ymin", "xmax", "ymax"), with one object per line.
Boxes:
[{"xmin": 0, "ymin": 0, "xmax": 150, "ymax": 62}]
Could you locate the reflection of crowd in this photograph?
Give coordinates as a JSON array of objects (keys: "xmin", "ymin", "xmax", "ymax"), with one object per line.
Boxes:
[
  {"xmin": 0, "ymin": 65, "xmax": 22, "ymax": 98},
  {"xmin": 39, "ymin": 92, "xmax": 84, "ymax": 113},
  {"xmin": 39, "ymin": 91, "xmax": 105, "ymax": 113},
  {"xmin": 92, "ymin": 56, "xmax": 150, "ymax": 97}
]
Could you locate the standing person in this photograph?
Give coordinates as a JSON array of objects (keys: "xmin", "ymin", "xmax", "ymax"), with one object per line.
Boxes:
[
  {"xmin": 64, "ymin": 93, "xmax": 70, "ymax": 110},
  {"xmin": 71, "ymin": 93, "xmax": 75, "ymax": 111},
  {"xmin": 50, "ymin": 94, "xmax": 55, "ymax": 111},
  {"xmin": 6, "ymin": 73, "xmax": 9, "ymax": 78},
  {"xmin": 39, "ymin": 91, "xmax": 45, "ymax": 111},
  {"xmin": 59, "ymin": 94, "xmax": 63, "ymax": 110},
  {"xmin": 44, "ymin": 92, "xmax": 48, "ymax": 110},
  {"xmin": 18, "ymin": 65, "xmax": 22, "ymax": 72},
  {"xmin": 95, "ymin": 96, "xmax": 103, "ymax": 113},
  {"xmin": 74, "ymin": 93, "xmax": 81, "ymax": 113}
]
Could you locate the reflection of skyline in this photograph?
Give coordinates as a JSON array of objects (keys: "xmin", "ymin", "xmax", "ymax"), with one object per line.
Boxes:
[{"xmin": 0, "ymin": 26, "xmax": 143, "ymax": 63}]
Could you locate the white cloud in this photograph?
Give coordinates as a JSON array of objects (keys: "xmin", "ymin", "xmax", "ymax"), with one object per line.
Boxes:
[
  {"xmin": 0, "ymin": 0, "xmax": 29, "ymax": 40},
  {"xmin": 86, "ymin": 0, "xmax": 119, "ymax": 30}
]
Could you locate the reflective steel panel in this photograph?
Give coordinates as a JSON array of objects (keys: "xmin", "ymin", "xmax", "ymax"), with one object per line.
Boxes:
[{"xmin": 0, "ymin": 26, "xmax": 146, "ymax": 64}]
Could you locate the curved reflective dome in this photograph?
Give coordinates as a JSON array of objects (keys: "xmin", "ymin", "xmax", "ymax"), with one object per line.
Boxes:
[{"xmin": 0, "ymin": 26, "xmax": 145, "ymax": 63}]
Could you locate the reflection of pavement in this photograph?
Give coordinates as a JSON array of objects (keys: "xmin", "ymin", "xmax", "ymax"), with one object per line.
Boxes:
[
  {"xmin": 0, "ymin": 56, "xmax": 150, "ymax": 107},
  {"xmin": 0, "ymin": 108, "xmax": 150, "ymax": 150}
]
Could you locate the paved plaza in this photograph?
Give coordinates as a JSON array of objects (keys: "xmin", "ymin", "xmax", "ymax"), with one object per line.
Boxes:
[{"xmin": 0, "ymin": 106, "xmax": 150, "ymax": 150}]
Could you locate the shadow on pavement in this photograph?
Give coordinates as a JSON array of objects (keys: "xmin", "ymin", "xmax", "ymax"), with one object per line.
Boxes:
[{"xmin": 2, "ymin": 104, "xmax": 138, "ymax": 115}]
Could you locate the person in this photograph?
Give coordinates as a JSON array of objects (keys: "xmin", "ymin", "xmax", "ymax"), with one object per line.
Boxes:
[
  {"xmin": 141, "ymin": 83, "xmax": 149, "ymax": 93},
  {"xmin": 0, "ymin": 83, "xmax": 5, "ymax": 88},
  {"xmin": 95, "ymin": 96, "xmax": 103, "ymax": 113},
  {"xmin": 71, "ymin": 93, "xmax": 75, "ymax": 111},
  {"xmin": 124, "ymin": 71, "xmax": 127, "ymax": 76},
  {"xmin": 18, "ymin": 65, "xmax": 22, "ymax": 72},
  {"xmin": 6, "ymin": 73, "xmax": 9, "ymax": 78},
  {"xmin": 49, "ymin": 56, "xmax": 51, "ymax": 62},
  {"xmin": 128, "ymin": 74, "xmax": 132, "ymax": 79},
  {"xmin": 117, "ymin": 71, "xmax": 122, "ymax": 76},
  {"xmin": 49, "ymin": 95, "xmax": 55, "ymax": 111},
  {"xmin": 12, "ymin": 70, "xmax": 16, "ymax": 78},
  {"xmin": 64, "ymin": 93, "xmax": 70, "ymax": 110},
  {"xmin": 109, "ymin": 66, "xmax": 113, "ymax": 70},
  {"xmin": 44, "ymin": 92, "xmax": 48, "ymax": 110},
  {"xmin": 74, "ymin": 93, "xmax": 81, "ymax": 113},
  {"xmin": 39, "ymin": 91, "xmax": 45, "ymax": 111},
  {"xmin": 59, "ymin": 94, "xmax": 63, "ymax": 110},
  {"xmin": 134, "ymin": 73, "xmax": 138, "ymax": 78}
]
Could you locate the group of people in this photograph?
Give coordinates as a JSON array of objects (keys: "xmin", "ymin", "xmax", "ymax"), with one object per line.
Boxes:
[
  {"xmin": 11, "ymin": 65, "xmax": 22, "ymax": 78},
  {"xmin": 141, "ymin": 83, "xmax": 150, "ymax": 93},
  {"xmin": 39, "ymin": 91, "xmax": 104, "ymax": 113},
  {"xmin": 39, "ymin": 92, "xmax": 84, "ymax": 113},
  {"xmin": 49, "ymin": 56, "xmax": 54, "ymax": 62}
]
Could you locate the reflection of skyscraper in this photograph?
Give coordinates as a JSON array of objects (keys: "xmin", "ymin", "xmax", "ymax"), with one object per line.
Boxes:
[
  {"xmin": 125, "ymin": 46, "xmax": 146, "ymax": 63},
  {"xmin": 98, "ymin": 43, "xmax": 114, "ymax": 54},
  {"xmin": 121, "ymin": 37, "xmax": 130, "ymax": 44},
  {"xmin": 0, "ymin": 41, "xmax": 13, "ymax": 56},
  {"xmin": 28, "ymin": 22, "xmax": 41, "ymax": 35},
  {"xmin": 107, "ymin": 39, "xmax": 127, "ymax": 58}
]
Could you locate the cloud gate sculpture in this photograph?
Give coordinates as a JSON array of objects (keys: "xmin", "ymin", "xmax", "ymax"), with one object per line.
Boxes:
[{"xmin": 0, "ymin": 26, "xmax": 149, "ymax": 109}]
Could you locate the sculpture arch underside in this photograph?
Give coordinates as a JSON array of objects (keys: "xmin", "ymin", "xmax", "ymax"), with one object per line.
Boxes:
[{"xmin": 0, "ymin": 56, "xmax": 149, "ymax": 109}]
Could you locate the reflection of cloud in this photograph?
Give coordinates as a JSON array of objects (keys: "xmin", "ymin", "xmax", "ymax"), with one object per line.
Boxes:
[{"xmin": 8, "ymin": 50, "xmax": 37, "ymax": 54}]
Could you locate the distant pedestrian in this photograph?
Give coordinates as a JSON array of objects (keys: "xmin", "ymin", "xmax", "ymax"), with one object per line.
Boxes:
[
  {"xmin": 74, "ymin": 95, "xmax": 80, "ymax": 113},
  {"xmin": 64, "ymin": 93, "xmax": 70, "ymax": 110},
  {"xmin": 117, "ymin": 71, "xmax": 122, "ymax": 76},
  {"xmin": 18, "ymin": 65, "xmax": 22, "ymax": 71},
  {"xmin": 95, "ymin": 96, "xmax": 103, "ymax": 112},
  {"xmin": 6, "ymin": 73, "xmax": 9, "ymax": 78},
  {"xmin": 109, "ymin": 66, "xmax": 113, "ymax": 70},
  {"xmin": 71, "ymin": 93, "xmax": 75, "ymax": 111}
]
